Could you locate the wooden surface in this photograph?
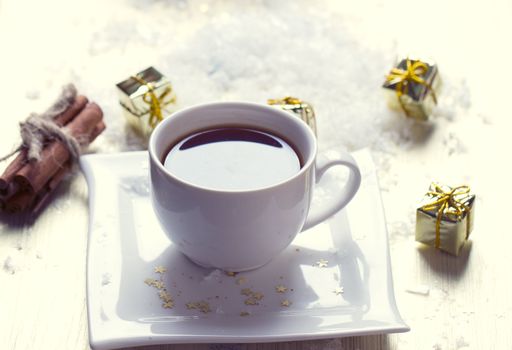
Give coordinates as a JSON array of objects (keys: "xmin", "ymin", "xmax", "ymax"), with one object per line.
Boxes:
[{"xmin": 1, "ymin": 0, "xmax": 512, "ymax": 349}]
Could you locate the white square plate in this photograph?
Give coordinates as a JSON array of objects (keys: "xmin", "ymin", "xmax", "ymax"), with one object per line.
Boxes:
[{"xmin": 80, "ymin": 149, "xmax": 408, "ymax": 350}]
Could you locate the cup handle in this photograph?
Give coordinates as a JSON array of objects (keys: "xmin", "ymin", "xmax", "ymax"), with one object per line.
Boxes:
[{"xmin": 301, "ymin": 152, "xmax": 361, "ymax": 231}]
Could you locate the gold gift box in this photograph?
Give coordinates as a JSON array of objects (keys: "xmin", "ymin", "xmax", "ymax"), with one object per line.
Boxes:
[
  {"xmin": 116, "ymin": 66, "xmax": 176, "ymax": 136},
  {"xmin": 416, "ymin": 183, "xmax": 475, "ymax": 256},
  {"xmin": 383, "ymin": 58, "xmax": 441, "ymax": 121},
  {"xmin": 267, "ymin": 97, "xmax": 317, "ymax": 137}
]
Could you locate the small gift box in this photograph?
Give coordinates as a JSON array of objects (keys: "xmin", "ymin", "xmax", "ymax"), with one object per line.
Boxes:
[
  {"xmin": 267, "ymin": 97, "xmax": 317, "ymax": 136},
  {"xmin": 416, "ymin": 183, "xmax": 475, "ymax": 256},
  {"xmin": 383, "ymin": 58, "xmax": 441, "ymax": 121},
  {"xmin": 116, "ymin": 66, "xmax": 177, "ymax": 136}
]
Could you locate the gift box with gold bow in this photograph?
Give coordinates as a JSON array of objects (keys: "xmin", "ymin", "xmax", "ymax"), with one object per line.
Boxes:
[
  {"xmin": 116, "ymin": 66, "xmax": 177, "ymax": 136},
  {"xmin": 416, "ymin": 183, "xmax": 475, "ymax": 256},
  {"xmin": 267, "ymin": 97, "xmax": 317, "ymax": 137},
  {"xmin": 383, "ymin": 58, "xmax": 441, "ymax": 121}
]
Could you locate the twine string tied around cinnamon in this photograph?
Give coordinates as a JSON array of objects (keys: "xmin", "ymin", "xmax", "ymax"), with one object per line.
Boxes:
[{"xmin": 0, "ymin": 84, "xmax": 82, "ymax": 163}]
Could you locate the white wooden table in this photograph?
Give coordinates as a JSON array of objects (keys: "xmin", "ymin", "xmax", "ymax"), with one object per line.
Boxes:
[{"xmin": 1, "ymin": 0, "xmax": 511, "ymax": 349}]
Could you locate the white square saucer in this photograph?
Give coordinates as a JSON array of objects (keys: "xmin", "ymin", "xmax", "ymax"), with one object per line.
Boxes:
[{"xmin": 80, "ymin": 149, "xmax": 408, "ymax": 350}]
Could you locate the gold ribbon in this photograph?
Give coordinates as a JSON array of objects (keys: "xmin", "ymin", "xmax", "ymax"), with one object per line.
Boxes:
[
  {"xmin": 385, "ymin": 58, "xmax": 437, "ymax": 116},
  {"xmin": 267, "ymin": 96, "xmax": 317, "ymax": 136},
  {"xmin": 421, "ymin": 184, "xmax": 471, "ymax": 248},
  {"xmin": 130, "ymin": 75, "xmax": 175, "ymax": 129},
  {"xmin": 267, "ymin": 97, "xmax": 303, "ymax": 105}
]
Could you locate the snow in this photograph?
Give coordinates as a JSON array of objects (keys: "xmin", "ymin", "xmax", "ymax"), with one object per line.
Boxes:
[
  {"xmin": 405, "ymin": 285, "xmax": 430, "ymax": 296},
  {"xmin": 3, "ymin": 256, "xmax": 17, "ymax": 274}
]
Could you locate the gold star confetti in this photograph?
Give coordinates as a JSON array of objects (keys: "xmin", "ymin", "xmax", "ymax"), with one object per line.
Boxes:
[
  {"xmin": 241, "ymin": 288, "xmax": 252, "ymax": 296},
  {"xmin": 154, "ymin": 266, "xmax": 167, "ymax": 274},
  {"xmin": 244, "ymin": 298, "xmax": 259, "ymax": 305},
  {"xmin": 225, "ymin": 271, "xmax": 237, "ymax": 277},
  {"xmin": 240, "ymin": 311, "xmax": 250, "ymax": 317},
  {"xmin": 163, "ymin": 301, "xmax": 174, "ymax": 309},
  {"xmin": 185, "ymin": 301, "xmax": 211, "ymax": 313},
  {"xmin": 153, "ymin": 281, "xmax": 165, "ymax": 290},
  {"xmin": 196, "ymin": 301, "xmax": 211, "ymax": 313},
  {"xmin": 236, "ymin": 277, "xmax": 247, "ymax": 285},
  {"xmin": 252, "ymin": 292, "xmax": 264, "ymax": 300},
  {"xmin": 240, "ymin": 287, "xmax": 264, "ymax": 303},
  {"xmin": 159, "ymin": 291, "xmax": 173, "ymax": 302},
  {"xmin": 280, "ymin": 299, "xmax": 292, "ymax": 307},
  {"xmin": 275, "ymin": 285, "xmax": 288, "ymax": 293},
  {"xmin": 333, "ymin": 287, "xmax": 344, "ymax": 295},
  {"xmin": 315, "ymin": 259, "xmax": 329, "ymax": 268},
  {"xmin": 186, "ymin": 302, "xmax": 196, "ymax": 310},
  {"xmin": 144, "ymin": 278, "xmax": 157, "ymax": 286}
]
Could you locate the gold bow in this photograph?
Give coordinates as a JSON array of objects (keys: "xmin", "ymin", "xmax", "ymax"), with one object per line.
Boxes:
[
  {"xmin": 385, "ymin": 58, "xmax": 437, "ymax": 116},
  {"xmin": 130, "ymin": 75, "xmax": 176, "ymax": 129},
  {"xmin": 421, "ymin": 184, "xmax": 471, "ymax": 248}
]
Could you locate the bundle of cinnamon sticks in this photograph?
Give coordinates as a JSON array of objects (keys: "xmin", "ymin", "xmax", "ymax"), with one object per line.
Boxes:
[{"xmin": 0, "ymin": 94, "xmax": 105, "ymax": 214}]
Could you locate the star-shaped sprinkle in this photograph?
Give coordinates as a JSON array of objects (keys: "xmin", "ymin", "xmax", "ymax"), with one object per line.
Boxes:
[
  {"xmin": 162, "ymin": 301, "xmax": 174, "ymax": 309},
  {"xmin": 154, "ymin": 266, "xmax": 167, "ymax": 274},
  {"xmin": 144, "ymin": 278, "xmax": 160, "ymax": 287},
  {"xmin": 333, "ymin": 287, "xmax": 344, "ymax": 295},
  {"xmin": 159, "ymin": 291, "xmax": 173, "ymax": 302},
  {"xmin": 240, "ymin": 311, "xmax": 250, "ymax": 317},
  {"xmin": 225, "ymin": 271, "xmax": 237, "ymax": 277},
  {"xmin": 275, "ymin": 285, "xmax": 288, "ymax": 293},
  {"xmin": 186, "ymin": 302, "xmax": 196, "ymax": 310},
  {"xmin": 153, "ymin": 281, "xmax": 165, "ymax": 290},
  {"xmin": 252, "ymin": 292, "xmax": 264, "ymax": 300},
  {"xmin": 185, "ymin": 301, "xmax": 211, "ymax": 313},
  {"xmin": 196, "ymin": 301, "xmax": 211, "ymax": 313},
  {"xmin": 236, "ymin": 277, "xmax": 247, "ymax": 285},
  {"xmin": 244, "ymin": 298, "xmax": 259, "ymax": 305},
  {"xmin": 315, "ymin": 259, "xmax": 329, "ymax": 268},
  {"xmin": 241, "ymin": 288, "xmax": 252, "ymax": 296},
  {"xmin": 281, "ymin": 299, "xmax": 292, "ymax": 307}
]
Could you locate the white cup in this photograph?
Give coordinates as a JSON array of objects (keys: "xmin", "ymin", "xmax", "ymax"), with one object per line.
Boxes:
[{"xmin": 149, "ymin": 102, "xmax": 361, "ymax": 271}]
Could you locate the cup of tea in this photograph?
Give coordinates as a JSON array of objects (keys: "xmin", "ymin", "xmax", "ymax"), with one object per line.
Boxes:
[{"xmin": 148, "ymin": 102, "xmax": 361, "ymax": 271}]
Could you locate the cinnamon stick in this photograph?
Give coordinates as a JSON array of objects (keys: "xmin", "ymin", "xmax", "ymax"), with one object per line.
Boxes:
[
  {"xmin": 26, "ymin": 121, "xmax": 104, "ymax": 214},
  {"xmin": 0, "ymin": 150, "xmax": 26, "ymax": 194},
  {"xmin": 4, "ymin": 190, "xmax": 33, "ymax": 213},
  {"xmin": 5, "ymin": 120, "xmax": 105, "ymax": 214},
  {"xmin": 52, "ymin": 95, "xmax": 90, "ymax": 126},
  {"xmin": 0, "ymin": 95, "xmax": 88, "ymax": 192},
  {"xmin": 90, "ymin": 121, "xmax": 106, "ymax": 143},
  {"xmin": 0, "ymin": 181, "xmax": 20, "ymax": 202},
  {"xmin": 13, "ymin": 103, "xmax": 103, "ymax": 194},
  {"xmin": 31, "ymin": 162, "xmax": 72, "ymax": 214}
]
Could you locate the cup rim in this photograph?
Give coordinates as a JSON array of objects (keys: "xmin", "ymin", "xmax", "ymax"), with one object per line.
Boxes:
[{"xmin": 148, "ymin": 101, "xmax": 317, "ymax": 194}]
